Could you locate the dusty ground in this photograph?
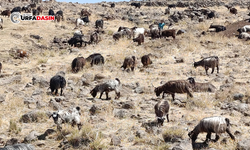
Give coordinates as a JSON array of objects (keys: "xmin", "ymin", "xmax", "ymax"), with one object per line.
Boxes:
[{"xmin": 0, "ymin": 0, "xmax": 250, "ymax": 150}]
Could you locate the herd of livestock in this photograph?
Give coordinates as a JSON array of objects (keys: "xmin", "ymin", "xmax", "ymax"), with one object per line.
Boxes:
[{"xmin": 0, "ymin": 0, "xmax": 250, "ymax": 149}]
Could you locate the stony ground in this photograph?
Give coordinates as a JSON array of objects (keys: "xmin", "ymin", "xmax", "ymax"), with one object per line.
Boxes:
[{"xmin": 0, "ymin": 0, "xmax": 250, "ymax": 150}]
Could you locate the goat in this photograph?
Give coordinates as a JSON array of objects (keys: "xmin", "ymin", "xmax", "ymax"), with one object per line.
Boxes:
[
  {"xmin": 131, "ymin": 27, "xmax": 146, "ymax": 38},
  {"xmin": 194, "ymin": 56, "xmax": 219, "ymax": 75},
  {"xmin": 11, "ymin": 7, "xmax": 21, "ymax": 13},
  {"xmin": 1, "ymin": 10, "xmax": 11, "ymax": 17},
  {"xmin": 154, "ymin": 77, "xmax": 195, "ymax": 101},
  {"xmin": 37, "ymin": 5, "xmax": 43, "ymax": 14},
  {"xmin": 141, "ymin": 54, "xmax": 152, "ymax": 67},
  {"xmin": 133, "ymin": 34, "xmax": 144, "ymax": 45},
  {"xmin": 95, "ymin": 19, "xmax": 103, "ymax": 29},
  {"xmin": 56, "ymin": 10, "xmax": 64, "ymax": 21},
  {"xmin": 48, "ymin": 9, "xmax": 54, "ymax": 16},
  {"xmin": 188, "ymin": 116, "xmax": 235, "ymax": 143},
  {"xmin": 193, "ymin": 82, "xmax": 216, "ymax": 93},
  {"xmin": 50, "ymin": 106, "xmax": 82, "ymax": 130},
  {"xmin": 71, "ymin": 57, "xmax": 86, "ymax": 73},
  {"xmin": 75, "ymin": 18, "xmax": 85, "ymax": 27},
  {"xmin": 86, "ymin": 53, "xmax": 104, "ymax": 66},
  {"xmin": 209, "ymin": 25, "xmax": 226, "ymax": 32},
  {"xmin": 90, "ymin": 78, "xmax": 121, "ymax": 100},
  {"xmin": 49, "ymin": 73, "xmax": 66, "ymax": 96},
  {"xmin": 131, "ymin": 2, "xmax": 141, "ymax": 9},
  {"xmin": 161, "ymin": 29, "xmax": 176, "ymax": 39},
  {"xmin": 238, "ymin": 32, "xmax": 250, "ymax": 40},
  {"xmin": 80, "ymin": 9, "xmax": 91, "ymax": 17},
  {"xmin": 89, "ymin": 31, "xmax": 101, "ymax": 44},
  {"xmin": 121, "ymin": 56, "xmax": 136, "ymax": 71},
  {"xmin": 154, "ymin": 100, "xmax": 170, "ymax": 126},
  {"xmin": 237, "ymin": 25, "xmax": 250, "ymax": 33},
  {"xmin": 110, "ymin": 3, "xmax": 115, "ymax": 8},
  {"xmin": 17, "ymin": 50, "xmax": 28, "ymax": 58},
  {"xmin": 22, "ymin": 5, "xmax": 31, "ymax": 13}
]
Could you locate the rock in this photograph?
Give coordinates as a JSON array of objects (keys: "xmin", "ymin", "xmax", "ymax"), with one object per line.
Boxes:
[
  {"xmin": 121, "ymin": 101, "xmax": 135, "ymax": 109},
  {"xmin": 0, "ymin": 75, "xmax": 21, "ymax": 86},
  {"xmin": 32, "ymin": 76, "xmax": 49, "ymax": 88},
  {"xmin": 3, "ymin": 144, "xmax": 35, "ymax": 150},
  {"xmin": 94, "ymin": 73, "xmax": 108, "ymax": 81},
  {"xmin": 69, "ymin": 48, "xmax": 80, "ymax": 53},
  {"xmin": 135, "ymin": 130, "xmax": 145, "ymax": 138},
  {"xmin": 49, "ymin": 99, "xmax": 62, "ymax": 110},
  {"xmin": 233, "ymin": 93, "xmax": 244, "ymax": 100},
  {"xmin": 23, "ymin": 131, "xmax": 40, "ymax": 143},
  {"xmin": 81, "ymin": 73, "xmax": 94, "ymax": 81},
  {"xmin": 113, "ymin": 109, "xmax": 128, "ymax": 119},
  {"xmin": 0, "ymin": 95, "xmax": 6, "ymax": 103},
  {"xmin": 20, "ymin": 110, "xmax": 45, "ymax": 123},
  {"xmin": 110, "ymin": 135, "xmax": 121, "ymax": 146},
  {"xmin": 236, "ymin": 138, "xmax": 250, "ymax": 150}
]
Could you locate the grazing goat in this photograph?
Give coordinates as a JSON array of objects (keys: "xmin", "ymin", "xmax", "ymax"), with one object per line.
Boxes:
[
  {"xmin": 95, "ymin": 19, "xmax": 103, "ymax": 29},
  {"xmin": 90, "ymin": 78, "xmax": 121, "ymax": 100},
  {"xmin": 1, "ymin": 10, "xmax": 11, "ymax": 17},
  {"xmin": 50, "ymin": 106, "xmax": 82, "ymax": 130},
  {"xmin": 17, "ymin": 50, "xmax": 28, "ymax": 58},
  {"xmin": 237, "ymin": 25, "xmax": 250, "ymax": 33},
  {"xmin": 121, "ymin": 56, "xmax": 136, "ymax": 71},
  {"xmin": 75, "ymin": 18, "xmax": 85, "ymax": 27},
  {"xmin": 132, "ymin": 27, "xmax": 146, "ymax": 38},
  {"xmin": 11, "ymin": 7, "xmax": 21, "ymax": 13},
  {"xmin": 133, "ymin": 34, "xmax": 144, "ymax": 45},
  {"xmin": 71, "ymin": 57, "xmax": 86, "ymax": 73},
  {"xmin": 37, "ymin": 6, "xmax": 43, "ymax": 14},
  {"xmin": 22, "ymin": 5, "xmax": 31, "ymax": 13},
  {"xmin": 111, "ymin": 3, "xmax": 115, "ymax": 8},
  {"xmin": 0, "ymin": 62, "xmax": 2, "ymax": 73},
  {"xmin": 48, "ymin": 9, "xmax": 55, "ymax": 16},
  {"xmin": 49, "ymin": 73, "xmax": 66, "ymax": 96},
  {"xmin": 149, "ymin": 24, "xmax": 160, "ymax": 39},
  {"xmin": 238, "ymin": 32, "xmax": 250, "ymax": 40},
  {"xmin": 194, "ymin": 56, "xmax": 219, "ymax": 75},
  {"xmin": 56, "ymin": 10, "xmax": 64, "ymax": 21},
  {"xmin": 188, "ymin": 116, "xmax": 235, "ymax": 143},
  {"xmin": 141, "ymin": 54, "xmax": 152, "ymax": 67},
  {"xmin": 32, "ymin": 9, "xmax": 40, "ymax": 16},
  {"xmin": 193, "ymin": 82, "xmax": 216, "ymax": 93},
  {"xmin": 86, "ymin": 53, "xmax": 104, "ymax": 66},
  {"xmin": 154, "ymin": 77, "xmax": 195, "ymax": 101},
  {"xmin": 80, "ymin": 9, "xmax": 91, "ymax": 17},
  {"xmin": 161, "ymin": 29, "xmax": 176, "ymax": 39},
  {"xmin": 168, "ymin": 4, "xmax": 176, "ymax": 9},
  {"xmin": 113, "ymin": 29, "xmax": 132, "ymax": 41},
  {"xmin": 229, "ymin": 8, "xmax": 237, "ymax": 15},
  {"xmin": 89, "ymin": 31, "xmax": 101, "ymax": 44},
  {"xmin": 154, "ymin": 100, "xmax": 170, "ymax": 126}
]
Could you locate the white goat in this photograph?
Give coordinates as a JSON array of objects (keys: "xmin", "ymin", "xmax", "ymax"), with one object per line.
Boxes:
[
  {"xmin": 237, "ymin": 25, "xmax": 250, "ymax": 33},
  {"xmin": 75, "ymin": 18, "xmax": 85, "ymax": 27}
]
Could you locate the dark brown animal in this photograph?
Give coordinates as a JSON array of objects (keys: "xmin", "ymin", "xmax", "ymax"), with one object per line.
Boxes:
[
  {"xmin": 229, "ymin": 8, "xmax": 237, "ymax": 15},
  {"xmin": 89, "ymin": 31, "xmax": 100, "ymax": 44},
  {"xmin": 121, "ymin": 56, "xmax": 136, "ymax": 71},
  {"xmin": 80, "ymin": 9, "xmax": 91, "ymax": 17},
  {"xmin": 1, "ymin": 10, "xmax": 11, "ymax": 17},
  {"xmin": 194, "ymin": 56, "xmax": 219, "ymax": 75},
  {"xmin": 161, "ymin": 29, "xmax": 176, "ymax": 39},
  {"xmin": 154, "ymin": 77, "xmax": 195, "ymax": 101},
  {"xmin": 133, "ymin": 34, "xmax": 144, "ymax": 45},
  {"xmin": 141, "ymin": 54, "xmax": 152, "ymax": 67},
  {"xmin": 17, "ymin": 50, "xmax": 28, "ymax": 58},
  {"xmin": 55, "ymin": 14, "xmax": 62, "ymax": 22},
  {"xmin": 37, "ymin": 6, "xmax": 43, "ymax": 14},
  {"xmin": 71, "ymin": 57, "xmax": 86, "ymax": 73}
]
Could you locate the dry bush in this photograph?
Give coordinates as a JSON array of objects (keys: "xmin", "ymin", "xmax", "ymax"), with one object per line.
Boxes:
[{"xmin": 162, "ymin": 127, "xmax": 185, "ymax": 142}]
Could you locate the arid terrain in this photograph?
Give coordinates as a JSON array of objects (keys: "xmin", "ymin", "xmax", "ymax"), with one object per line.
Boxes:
[{"xmin": 0, "ymin": 0, "xmax": 250, "ymax": 149}]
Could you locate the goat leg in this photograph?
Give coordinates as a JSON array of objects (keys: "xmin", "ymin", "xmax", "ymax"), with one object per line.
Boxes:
[
  {"xmin": 217, "ymin": 66, "xmax": 219, "ymax": 73},
  {"xmin": 212, "ymin": 134, "xmax": 220, "ymax": 142},
  {"xmin": 211, "ymin": 67, "xmax": 215, "ymax": 74},
  {"xmin": 226, "ymin": 128, "xmax": 235, "ymax": 140},
  {"xmin": 99, "ymin": 92, "xmax": 103, "ymax": 99},
  {"xmin": 204, "ymin": 132, "xmax": 211, "ymax": 143},
  {"xmin": 166, "ymin": 114, "xmax": 169, "ymax": 122},
  {"xmin": 105, "ymin": 92, "xmax": 109, "ymax": 100},
  {"xmin": 60, "ymin": 88, "xmax": 63, "ymax": 96}
]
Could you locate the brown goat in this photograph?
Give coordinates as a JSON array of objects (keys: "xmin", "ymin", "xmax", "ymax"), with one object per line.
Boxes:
[
  {"xmin": 37, "ymin": 6, "xmax": 43, "ymax": 14},
  {"xmin": 154, "ymin": 77, "xmax": 195, "ymax": 101},
  {"xmin": 141, "ymin": 54, "xmax": 152, "ymax": 67},
  {"xmin": 1, "ymin": 10, "xmax": 11, "ymax": 17},
  {"xmin": 71, "ymin": 57, "xmax": 86, "ymax": 73},
  {"xmin": 155, "ymin": 100, "xmax": 170, "ymax": 126},
  {"xmin": 17, "ymin": 50, "xmax": 28, "ymax": 58},
  {"xmin": 133, "ymin": 34, "xmax": 144, "ymax": 45},
  {"xmin": 121, "ymin": 56, "xmax": 136, "ymax": 71},
  {"xmin": 229, "ymin": 8, "xmax": 237, "ymax": 15},
  {"xmin": 193, "ymin": 82, "xmax": 216, "ymax": 93},
  {"xmin": 161, "ymin": 29, "xmax": 176, "ymax": 39},
  {"xmin": 80, "ymin": 9, "xmax": 91, "ymax": 17}
]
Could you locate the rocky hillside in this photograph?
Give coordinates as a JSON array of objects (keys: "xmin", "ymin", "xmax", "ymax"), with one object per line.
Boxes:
[{"xmin": 0, "ymin": 0, "xmax": 250, "ymax": 149}]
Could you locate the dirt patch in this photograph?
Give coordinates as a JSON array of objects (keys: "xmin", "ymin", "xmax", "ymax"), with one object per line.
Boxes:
[{"xmin": 220, "ymin": 20, "xmax": 250, "ymax": 37}]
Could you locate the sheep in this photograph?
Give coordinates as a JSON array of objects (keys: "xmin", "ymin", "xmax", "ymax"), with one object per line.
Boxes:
[
  {"xmin": 121, "ymin": 56, "xmax": 136, "ymax": 72},
  {"xmin": 193, "ymin": 82, "xmax": 216, "ymax": 93},
  {"xmin": 194, "ymin": 56, "xmax": 219, "ymax": 75},
  {"xmin": 238, "ymin": 32, "xmax": 250, "ymax": 40},
  {"xmin": 71, "ymin": 57, "xmax": 86, "ymax": 73},
  {"xmin": 188, "ymin": 116, "xmax": 235, "ymax": 143},
  {"xmin": 0, "ymin": 62, "xmax": 2, "ymax": 73},
  {"xmin": 141, "ymin": 54, "xmax": 152, "ymax": 67},
  {"xmin": 154, "ymin": 100, "xmax": 170, "ymax": 126},
  {"xmin": 237, "ymin": 25, "xmax": 250, "ymax": 33},
  {"xmin": 90, "ymin": 78, "xmax": 121, "ymax": 100},
  {"xmin": 49, "ymin": 73, "xmax": 66, "ymax": 96},
  {"xmin": 49, "ymin": 106, "xmax": 82, "ymax": 130},
  {"xmin": 154, "ymin": 77, "xmax": 195, "ymax": 101}
]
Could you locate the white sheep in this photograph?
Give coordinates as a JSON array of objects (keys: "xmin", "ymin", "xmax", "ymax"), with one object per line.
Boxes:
[
  {"xmin": 188, "ymin": 116, "xmax": 235, "ymax": 143},
  {"xmin": 50, "ymin": 106, "xmax": 82, "ymax": 130}
]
